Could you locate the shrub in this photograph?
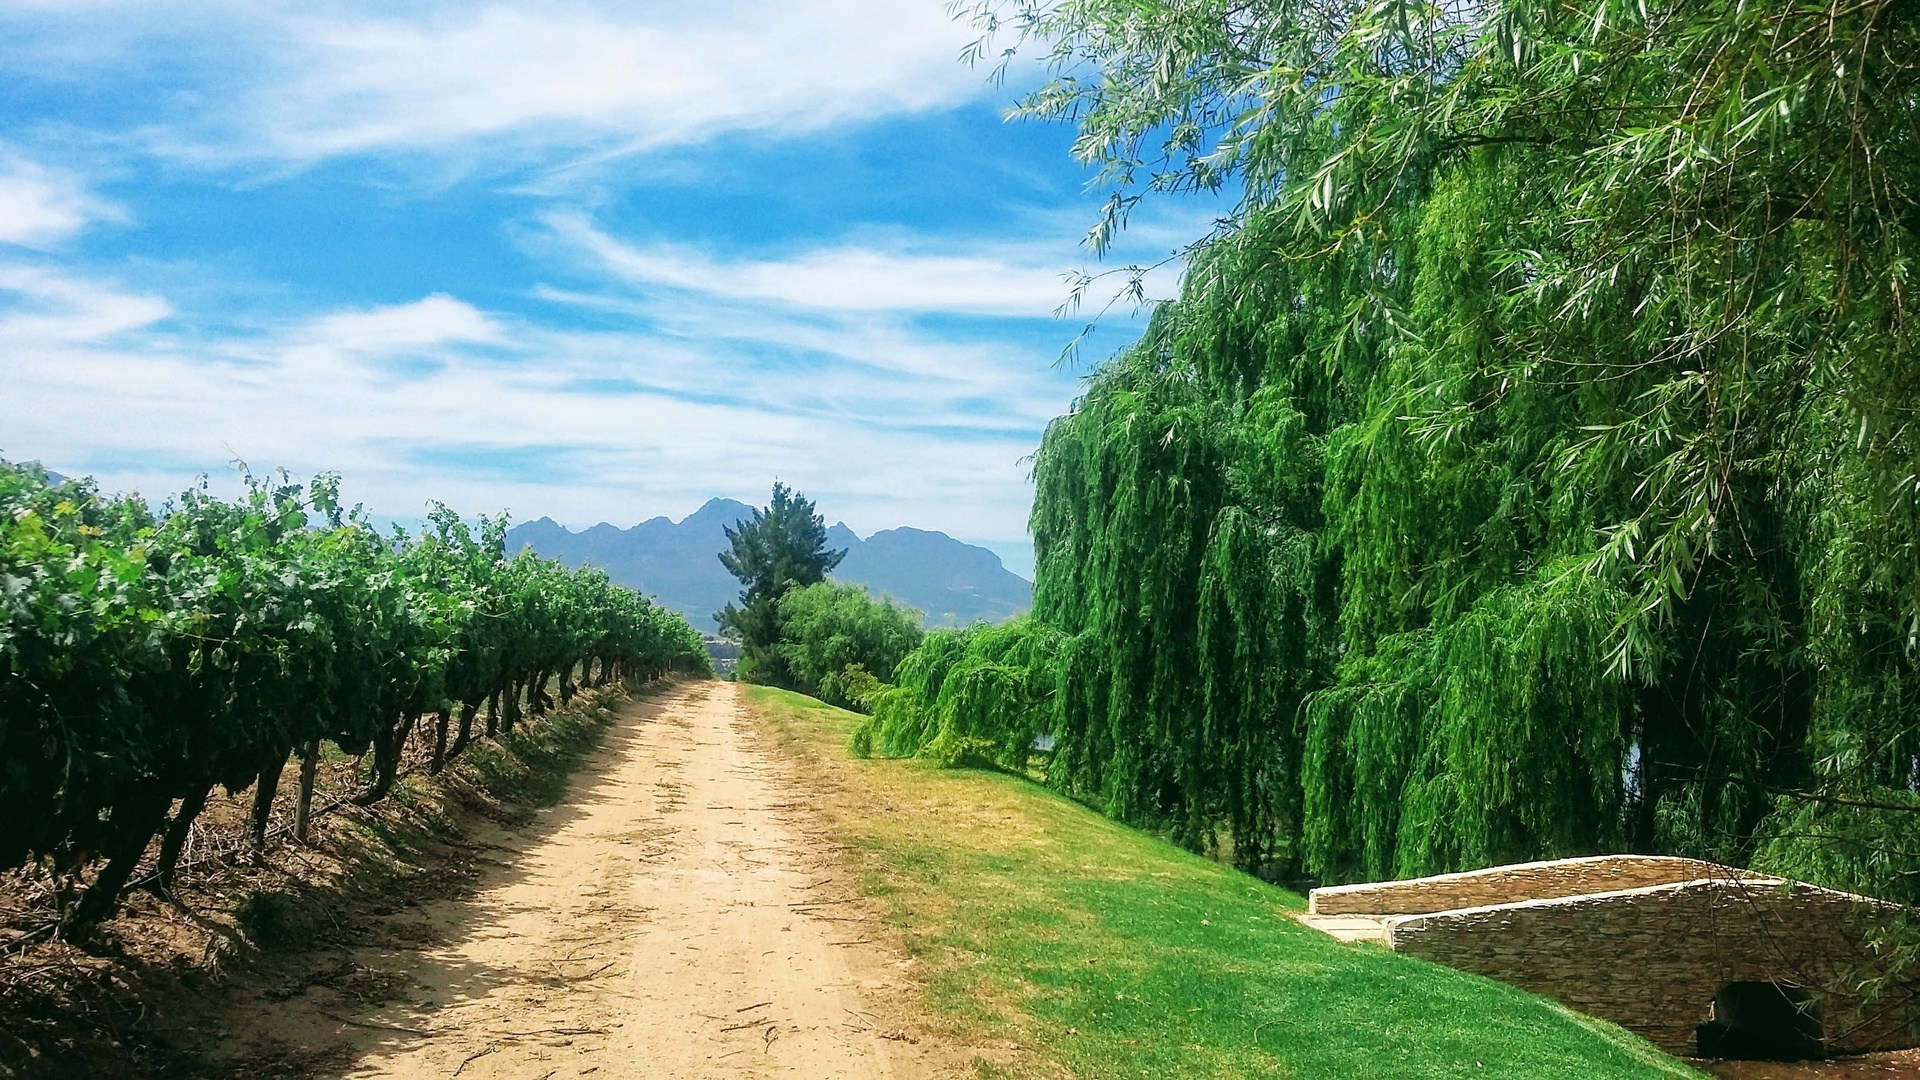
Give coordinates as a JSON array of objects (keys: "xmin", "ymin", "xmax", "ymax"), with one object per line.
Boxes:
[{"xmin": 775, "ymin": 582, "xmax": 923, "ymax": 710}]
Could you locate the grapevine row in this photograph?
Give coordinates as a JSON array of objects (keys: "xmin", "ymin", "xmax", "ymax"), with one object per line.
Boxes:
[{"xmin": 0, "ymin": 461, "xmax": 708, "ymax": 936}]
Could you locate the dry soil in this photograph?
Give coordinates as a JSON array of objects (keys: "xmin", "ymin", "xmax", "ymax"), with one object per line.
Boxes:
[{"xmin": 218, "ymin": 680, "xmax": 945, "ymax": 1080}]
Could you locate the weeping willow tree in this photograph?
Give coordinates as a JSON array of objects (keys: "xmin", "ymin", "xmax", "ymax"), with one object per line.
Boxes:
[
  {"xmin": 852, "ymin": 618, "xmax": 1065, "ymax": 770},
  {"xmin": 1026, "ymin": 296, "xmax": 1334, "ymax": 866},
  {"xmin": 934, "ymin": 0, "xmax": 1920, "ymax": 894}
]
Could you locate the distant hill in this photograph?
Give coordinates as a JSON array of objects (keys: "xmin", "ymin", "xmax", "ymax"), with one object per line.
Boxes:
[
  {"xmin": 12, "ymin": 461, "xmax": 65, "ymax": 485},
  {"xmin": 506, "ymin": 499, "xmax": 1031, "ymax": 633}
]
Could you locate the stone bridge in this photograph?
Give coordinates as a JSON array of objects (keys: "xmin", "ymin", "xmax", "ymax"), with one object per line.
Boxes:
[{"xmin": 1301, "ymin": 855, "xmax": 1916, "ymax": 1058}]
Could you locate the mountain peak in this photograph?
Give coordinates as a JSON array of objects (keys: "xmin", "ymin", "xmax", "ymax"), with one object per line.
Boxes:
[
  {"xmin": 683, "ymin": 497, "xmax": 757, "ymax": 527},
  {"xmin": 505, "ymin": 504, "xmax": 1029, "ymax": 632}
]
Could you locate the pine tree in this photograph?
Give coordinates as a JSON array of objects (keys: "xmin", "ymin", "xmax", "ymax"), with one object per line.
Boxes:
[{"xmin": 715, "ymin": 482, "xmax": 846, "ymax": 684}]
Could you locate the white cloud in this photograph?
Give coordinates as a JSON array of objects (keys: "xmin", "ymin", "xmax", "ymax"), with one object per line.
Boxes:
[
  {"xmin": 0, "ymin": 1, "xmax": 988, "ymax": 168},
  {"xmin": 550, "ymin": 214, "xmax": 1074, "ymax": 319},
  {"xmin": 0, "ymin": 156, "xmax": 116, "ymax": 246},
  {"xmin": 273, "ymin": 2, "xmax": 975, "ymax": 158},
  {"xmin": 0, "ymin": 264, "xmax": 168, "ymax": 342},
  {"xmin": 299, "ymin": 294, "xmax": 502, "ymax": 353},
  {"xmin": 0, "ymin": 0, "xmax": 1138, "ymax": 549},
  {"xmin": 0, "ymin": 268, "xmax": 1074, "ymax": 541}
]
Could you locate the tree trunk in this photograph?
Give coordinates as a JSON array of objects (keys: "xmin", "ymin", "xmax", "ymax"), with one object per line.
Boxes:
[
  {"xmin": 355, "ymin": 708, "xmax": 419, "ymax": 805},
  {"xmin": 294, "ymin": 741, "xmax": 319, "ymax": 844},
  {"xmin": 1630, "ymin": 733, "xmax": 1659, "ymax": 852},
  {"xmin": 250, "ymin": 748, "xmax": 292, "ymax": 863},
  {"xmin": 154, "ymin": 783, "xmax": 212, "ymax": 893},
  {"xmin": 486, "ymin": 688, "xmax": 501, "ymax": 737},
  {"xmin": 60, "ymin": 788, "xmax": 169, "ymax": 939},
  {"xmin": 1627, "ymin": 690, "xmax": 1668, "ymax": 853},
  {"xmin": 447, "ymin": 700, "xmax": 480, "ymax": 762},
  {"xmin": 559, "ymin": 660, "xmax": 576, "ymax": 705},
  {"xmin": 429, "ymin": 709, "xmax": 452, "ymax": 773},
  {"xmin": 527, "ymin": 670, "xmax": 548, "ymax": 717}
]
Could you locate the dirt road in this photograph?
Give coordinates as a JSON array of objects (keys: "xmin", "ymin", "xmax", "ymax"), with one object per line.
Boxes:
[{"xmin": 244, "ymin": 681, "xmax": 940, "ymax": 1079}]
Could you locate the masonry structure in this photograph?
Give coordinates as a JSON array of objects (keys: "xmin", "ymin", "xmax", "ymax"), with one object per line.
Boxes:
[{"xmin": 1301, "ymin": 855, "xmax": 1916, "ymax": 1057}]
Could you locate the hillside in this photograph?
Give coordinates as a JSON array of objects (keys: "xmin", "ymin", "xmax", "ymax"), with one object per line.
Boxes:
[
  {"xmin": 507, "ymin": 498, "xmax": 1031, "ymax": 632},
  {"xmin": 745, "ymin": 686, "xmax": 1698, "ymax": 1080}
]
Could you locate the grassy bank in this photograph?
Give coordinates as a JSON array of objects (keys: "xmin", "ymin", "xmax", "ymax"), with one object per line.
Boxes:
[{"xmin": 745, "ymin": 685, "xmax": 1700, "ymax": 1080}]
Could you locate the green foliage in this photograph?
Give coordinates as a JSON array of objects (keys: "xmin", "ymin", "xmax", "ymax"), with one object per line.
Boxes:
[
  {"xmin": 929, "ymin": 0, "xmax": 1920, "ymax": 895},
  {"xmin": 773, "ymin": 581, "xmax": 923, "ymax": 710},
  {"xmin": 0, "ymin": 460, "xmax": 708, "ymax": 931},
  {"xmin": 716, "ymin": 482, "xmax": 846, "ymax": 685},
  {"xmin": 1030, "ymin": 329, "xmax": 1331, "ymax": 866},
  {"xmin": 853, "ymin": 618, "xmax": 1065, "ymax": 772},
  {"xmin": 836, "ymin": 663, "xmax": 884, "ymax": 711}
]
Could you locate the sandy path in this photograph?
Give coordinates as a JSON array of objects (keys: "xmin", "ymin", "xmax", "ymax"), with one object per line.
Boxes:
[{"xmin": 308, "ymin": 681, "xmax": 933, "ymax": 1079}]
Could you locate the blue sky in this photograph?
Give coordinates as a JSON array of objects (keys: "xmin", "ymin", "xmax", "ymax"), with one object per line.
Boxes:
[{"xmin": 0, "ymin": 2, "xmax": 1213, "ymax": 578}]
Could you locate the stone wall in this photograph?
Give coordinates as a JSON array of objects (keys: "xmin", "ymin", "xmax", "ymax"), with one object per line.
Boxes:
[
  {"xmin": 1308, "ymin": 855, "xmax": 1733, "ymax": 916},
  {"xmin": 1383, "ymin": 878, "xmax": 1908, "ymax": 1054}
]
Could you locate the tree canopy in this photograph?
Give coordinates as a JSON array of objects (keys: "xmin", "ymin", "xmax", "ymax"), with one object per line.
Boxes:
[
  {"xmin": 846, "ymin": 1, "xmax": 1920, "ymax": 907},
  {"xmin": 716, "ymin": 482, "xmax": 847, "ymax": 683},
  {"xmin": 776, "ymin": 581, "xmax": 924, "ymax": 710}
]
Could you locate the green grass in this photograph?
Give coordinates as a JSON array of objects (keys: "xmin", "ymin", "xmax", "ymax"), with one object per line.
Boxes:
[{"xmin": 745, "ymin": 685, "xmax": 1702, "ymax": 1080}]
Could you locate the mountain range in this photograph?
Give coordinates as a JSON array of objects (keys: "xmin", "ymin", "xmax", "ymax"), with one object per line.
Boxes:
[{"xmin": 505, "ymin": 498, "xmax": 1032, "ymax": 633}]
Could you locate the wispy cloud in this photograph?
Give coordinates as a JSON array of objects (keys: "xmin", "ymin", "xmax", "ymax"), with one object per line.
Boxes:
[
  {"xmin": 0, "ymin": 263, "xmax": 1074, "ymax": 539},
  {"xmin": 0, "ymin": 1, "xmax": 988, "ymax": 171},
  {"xmin": 548, "ymin": 213, "xmax": 1075, "ymax": 319},
  {"xmin": 264, "ymin": 2, "xmax": 978, "ymax": 159},
  {"xmin": 298, "ymin": 294, "xmax": 502, "ymax": 354},
  {"xmin": 0, "ymin": 153, "xmax": 119, "ymax": 246},
  {"xmin": 0, "ymin": 264, "xmax": 168, "ymax": 342},
  {"xmin": 0, "ymin": 0, "xmax": 1140, "ymax": 557}
]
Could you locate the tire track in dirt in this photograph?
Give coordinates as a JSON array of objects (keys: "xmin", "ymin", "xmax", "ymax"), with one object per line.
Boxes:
[{"xmin": 237, "ymin": 681, "xmax": 940, "ymax": 1079}]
